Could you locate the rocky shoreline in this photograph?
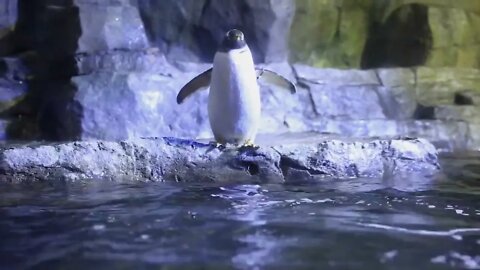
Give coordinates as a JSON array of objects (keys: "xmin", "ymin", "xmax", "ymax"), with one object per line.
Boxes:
[{"xmin": 0, "ymin": 133, "xmax": 440, "ymax": 183}]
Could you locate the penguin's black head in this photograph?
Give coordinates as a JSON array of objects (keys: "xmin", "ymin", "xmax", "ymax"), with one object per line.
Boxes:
[{"xmin": 219, "ymin": 29, "xmax": 247, "ymax": 52}]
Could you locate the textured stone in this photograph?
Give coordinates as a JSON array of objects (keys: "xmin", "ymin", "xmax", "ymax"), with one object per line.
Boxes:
[
  {"xmin": 310, "ymin": 119, "xmax": 402, "ymax": 138},
  {"xmin": 0, "ymin": 0, "xmax": 16, "ymax": 29},
  {"xmin": 39, "ymin": 71, "xmax": 211, "ymax": 141},
  {"xmin": 0, "ymin": 29, "xmax": 15, "ymax": 57},
  {"xmin": 294, "ymin": 64, "xmax": 380, "ymax": 85},
  {"xmin": 376, "ymin": 68, "xmax": 416, "ymax": 87},
  {"xmin": 0, "ymin": 119, "xmax": 8, "ymax": 140},
  {"xmin": 75, "ymin": 48, "xmax": 176, "ymax": 76},
  {"xmin": 14, "ymin": 1, "xmax": 148, "ymax": 58},
  {"xmin": 137, "ymin": 0, "xmax": 295, "ymax": 63},
  {"xmin": 256, "ymin": 62, "xmax": 314, "ymax": 134},
  {"xmin": 76, "ymin": 1, "xmax": 149, "ymax": 54},
  {"xmin": 455, "ymin": 90, "xmax": 480, "ymax": 105},
  {"xmin": 414, "ymin": 67, "xmax": 480, "ymax": 105},
  {"xmin": 293, "ymin": 64, "xmax": 385, "ymax": 119},
  {"xmin": 376, "ymin": 86, "xmax": 418, "ymax": 119},
  {"xmin": 38, "ymin": 65, "xmax": 314, "ymax": 140},
  {"xmin": 0, "ymin": 133, "xmax": 440, "ymax": 183},
  {"xmin": 468, "ymin": 124, "xmax": 480, "ymax": 151},
  {"xmin": 425, "ymin": 7, "xmax": 480, "ymax": 68},
  {"xmin": 307, "ymin": 84, "xmax": 386, "ymax": 120},
  {"xmin": 405, "ymin": 120, "xmax": 470, "ymax": 151},
  {"xmin": 415, "ymin": 67, "xmax": 480, "ymax": 83},
  {"xmin": 290, "ymin": 0, "xmax": 371, "ymax": 68},
  {"xmin": 0, "ymin": 78, "xmax": 27, "ymax": 114},
  {"xmin": 2, "ymin": 61, "xmax": 474, "ymax": 154},
  {"xmin": 307, "ymin": 119, "xmax": 472, "ymax": 152},
  {"xmin": 433, "ymin": 105, "xmax": 480, "ymax": 123},
  {"xmin": 290, "ymin": 1, "xmax": 480, "ymax": 69}
]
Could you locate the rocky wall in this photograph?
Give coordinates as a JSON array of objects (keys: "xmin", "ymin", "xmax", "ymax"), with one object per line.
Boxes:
[
  {"xmin": 291, "ymin": 0, "xmax": 480, "ymax": 69},
  {"xmin": 0, "ymin": 0, "xmax": 479, "ymax": 153}
]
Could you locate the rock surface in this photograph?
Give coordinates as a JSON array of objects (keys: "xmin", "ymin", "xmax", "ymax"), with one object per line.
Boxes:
[
  {"xmin": 0, "ymin": 56, "xmax": 477, "ymax": 152},
  {"xmin": 0, "ymin": 133, "xmax": 440, "ymax": 183},
  {"xmin": 2, "ymin": 0, "xmax": 480, "ymax": 68},
  {"xmin": 136, "ymin": 0, "xmax": 295, "ymax": 63},
  {"xmin": 13, "ymin": 0, "xmax": 148, "ymax": 58},
  {"xmin": 290, "ymin": 0, "xmax": 480, "ymax": 69},
  {"xmin": 0, "ymin": 1, "xmax": 479, "ymax": 154}
]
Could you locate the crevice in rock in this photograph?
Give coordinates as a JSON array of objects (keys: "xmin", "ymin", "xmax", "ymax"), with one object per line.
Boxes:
[
  {"xmin": 291, "ymin": 65, "xmax": 320, "ymax": 116},
  {"xmin": 278, "ymin": 155, "xmax": 326, "ymax": 177},
  {"xmin": 333, "ymin": 6, "xmax": 342, "ymax": 40},
  {"xmin": 413, "ymin": 104, "xmax": 435, "ymax": 119},
  {"xmin": 454, "ymin": 91, "xmax": 475, "ymax": 105},
  {"xmin": 412, "ymin": 67, "xmax": 418, "ymax": 88},
  {"xmin": 245, "ymin": 161, "xmax": 260, "ymax": 176},
  {"xmin": 374, "ymin": 69, "xmax": 384, "ymax": 86},
  {"xmin": 228, "ymin": 160, "xmax": 260, "ymax": 176}
]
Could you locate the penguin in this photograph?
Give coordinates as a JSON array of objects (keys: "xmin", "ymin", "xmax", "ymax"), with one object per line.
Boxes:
[{"xmin": 177, "ymin": 29, "xmax": 296, "ymax": 147}]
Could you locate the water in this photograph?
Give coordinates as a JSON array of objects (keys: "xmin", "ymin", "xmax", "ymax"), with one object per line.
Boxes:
[{"xmin": 0, "ymin": 155, "xmax": 479, "ymax": 270}]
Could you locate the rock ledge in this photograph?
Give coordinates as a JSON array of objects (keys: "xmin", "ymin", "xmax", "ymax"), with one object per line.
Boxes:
[{"xmin": 0, "ymin": 133, "xmax": 440, "ymax": 183}]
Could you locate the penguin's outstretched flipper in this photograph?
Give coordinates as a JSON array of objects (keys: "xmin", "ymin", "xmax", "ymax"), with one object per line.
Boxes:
[
  {"xmin": 177, "ymin": 68, "xmax": 212, "ymax": 104},
  {"xmin": 256, "ymin": 68, "xmax": 297, "ymax": 94}
]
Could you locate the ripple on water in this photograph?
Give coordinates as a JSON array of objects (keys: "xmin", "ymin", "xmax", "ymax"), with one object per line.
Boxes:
[{"xmin": 0, "ymin": 156, "xmax": 479, "ymax": 269}]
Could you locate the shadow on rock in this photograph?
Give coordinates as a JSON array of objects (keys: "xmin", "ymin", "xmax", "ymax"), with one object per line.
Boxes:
[
  {"xmin": 361, "ymin": 3, "xmax": 432, "ymax": 69},
  {"xmin": 2, "ymin": 0, "xmax": 83, "ymax": 141}
]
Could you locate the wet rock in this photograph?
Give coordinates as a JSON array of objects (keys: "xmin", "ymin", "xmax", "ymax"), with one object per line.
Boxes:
[{"xmin": 0, "ymin": 133, "xmax": 440, "ymax": 183}]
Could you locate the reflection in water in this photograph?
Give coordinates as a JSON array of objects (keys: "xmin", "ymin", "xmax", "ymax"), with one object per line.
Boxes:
[
  {"xmin": 0, "ymin": 156, "xmax": 479, "ymax": 269},
  {"xmin": 212, "ymin": 185, "xmax": 291, "ymax": 269}
]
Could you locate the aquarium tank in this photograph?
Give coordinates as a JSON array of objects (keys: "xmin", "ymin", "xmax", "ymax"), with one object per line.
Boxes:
[{"xmin": 0, "ymin": 0, "xmax": 479, "ymax": 269}]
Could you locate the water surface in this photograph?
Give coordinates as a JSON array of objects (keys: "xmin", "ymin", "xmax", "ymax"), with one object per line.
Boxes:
[{"xmin": 0, "ymin": 154, "xmax": 479, "ymax": 270}]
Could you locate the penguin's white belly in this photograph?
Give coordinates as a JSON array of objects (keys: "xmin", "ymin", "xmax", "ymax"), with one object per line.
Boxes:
[{"xmin": 208, "ymin": 48, "xmax": 261, "ymax": 144}]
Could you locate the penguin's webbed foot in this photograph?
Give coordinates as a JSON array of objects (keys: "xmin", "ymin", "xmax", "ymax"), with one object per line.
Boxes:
[{"xmin": 238, "ymin": 139, "xmax": 259, "ymax": 150}]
